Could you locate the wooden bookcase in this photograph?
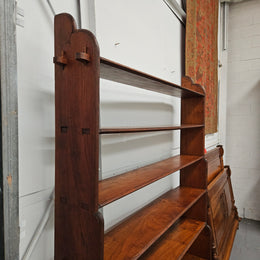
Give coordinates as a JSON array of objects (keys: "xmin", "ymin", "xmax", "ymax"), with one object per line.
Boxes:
[{"xmin": 54, "ymin": 13, "xmax": 210, "ymax": 260}]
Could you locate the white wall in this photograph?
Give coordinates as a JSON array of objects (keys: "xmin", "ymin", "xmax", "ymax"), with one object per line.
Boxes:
[{"xmin": 226, "ymin": 0, "xmax": 260, "ymax": 220}]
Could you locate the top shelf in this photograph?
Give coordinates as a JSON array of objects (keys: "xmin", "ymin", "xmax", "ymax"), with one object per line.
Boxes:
[{"xmin": 100, "ymin": 58, "xmax": 204, "ymax": 98}]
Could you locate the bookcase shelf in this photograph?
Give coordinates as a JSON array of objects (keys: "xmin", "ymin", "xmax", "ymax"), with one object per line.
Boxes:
[
  {"xmin": 54, "ymin": 13, "xmax": 210, "ymax": 260},
  {"xmin": 140, "ymin": 218, "xmax": 206, "ymax": 260},
  {"xmin": 104, "ymin": 187, "xmax": 205, "ymax": 260},
  {"xmin": 99, "ymin": 155, "xmax": 203, "ymax": 207},
  {"xmin": 99, "ymin": 124, "xmax": 204, "ymax": 134}
]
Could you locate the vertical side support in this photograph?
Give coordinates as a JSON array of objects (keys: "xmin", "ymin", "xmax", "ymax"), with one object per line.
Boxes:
[
  {"xmin": 54, "ymin": 13, "xmax": 103, "ymax": 259},
  {"xmin": 0, "ymin": 0, "xmax": 19, "ymax": 259},
  {"xmin": 180, "ymin": 76, "xmax": 210, "ymax": 258},
  {"xmin": 181, "ymin": 76, "xmax": 205, "ymax": 157},
  {"xmin": 181, "ymin": 76, "xmax": 206, "ymax": 189}
]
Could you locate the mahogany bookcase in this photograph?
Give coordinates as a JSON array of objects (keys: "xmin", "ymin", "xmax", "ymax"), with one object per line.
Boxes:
[{"xmin": 54, "ymin": 13, "xmax": 211, "ymax": 260}]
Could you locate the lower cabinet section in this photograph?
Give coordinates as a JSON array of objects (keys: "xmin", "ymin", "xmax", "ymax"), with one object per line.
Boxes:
[{"xmin": 206, "ymin": 147, "xmax": 240, "ymax": 260}]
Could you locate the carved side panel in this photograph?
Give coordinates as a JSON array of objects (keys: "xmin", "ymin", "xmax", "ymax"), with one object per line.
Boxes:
[{"xmin": 208, "ymin": 165, "xmax": 240, "ymax": 260}]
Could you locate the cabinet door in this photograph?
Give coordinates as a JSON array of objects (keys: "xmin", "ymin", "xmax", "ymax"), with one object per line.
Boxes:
[{"xmin": 208, "ymin": 171, "xmax": 230, "ymax": 253}]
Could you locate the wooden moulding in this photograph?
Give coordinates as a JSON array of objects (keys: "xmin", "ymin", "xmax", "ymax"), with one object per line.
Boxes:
[
  {"xmin": 54, "ymin": 13, "xmax": 103, "ymax": 259},
  {"xmin": 221, "ymin": 219, "xmax": 239, "ymax": 260},
  {"xmin": 180, "ymin": 158, "xmax": 208, "ymax": 190},
  {"xmin": 207, "ymin": 167, "xmax": 240, "ymax": 260},
  {"xmin": 181, "ymin": 76, "xmax": 205, "ymax": 96}
]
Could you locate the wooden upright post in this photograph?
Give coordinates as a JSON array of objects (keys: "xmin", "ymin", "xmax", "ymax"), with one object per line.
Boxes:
[
  {"xmin": 180, "ymin": 76, "xmax": 206, "ymax": 190},
  {"xmin": 54, "ymin": 14, "xmax": 103, "ymax": 259}
]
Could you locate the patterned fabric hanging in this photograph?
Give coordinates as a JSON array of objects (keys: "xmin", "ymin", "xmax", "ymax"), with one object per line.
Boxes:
[{"xmin": 185, "ymin": 0, "xmax": 219, "ymax": 134}]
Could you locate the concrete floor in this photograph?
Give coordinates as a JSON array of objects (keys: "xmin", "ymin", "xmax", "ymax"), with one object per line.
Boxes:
[{"xmin": 230, "ymin": 218, "xmax": 260, "ymax": 260}]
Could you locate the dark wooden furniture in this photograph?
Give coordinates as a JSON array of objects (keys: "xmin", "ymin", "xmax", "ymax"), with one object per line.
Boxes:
[
  {"xmin": 54, "ymin": 13, "xmax": 211, "ymax": 260},
  {"xmin": 205, "ymin": 146, "xmax": 239, "ymax": 260}
]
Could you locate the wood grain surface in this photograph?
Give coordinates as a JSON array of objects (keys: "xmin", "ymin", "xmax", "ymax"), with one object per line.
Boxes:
[
  {"xmin": 54, "ymin": 13, "xmax": 103, "ymax": 259},
  {"xmin": 99, "ymin": 155, "xmax": 203, "ymax": 207},
  {"xmin": 140, "ymin": 218, "xmax": 206, "ymax": 260},
  {"xmin": 205, "ymin": 145, "xmax": 224, "ymax": 184},
  {"xmin": 104, "ymin": 187, "xmax": 205, "ymax": 260}
]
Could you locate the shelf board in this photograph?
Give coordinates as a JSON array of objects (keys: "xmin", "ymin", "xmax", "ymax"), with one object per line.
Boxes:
[
  {"xmin": 182, "ymin": 254, "xmax": 207, "ymax": 260},
  {"xmin": 100, "ymin": 57, "xmax": 204, "ymax": 98},
  {"xmin": 99, "ymin": 155, "xmax": 202, "ymax": 207},
  {"xmin": 140, "ymin": 218, "xmax": 206, "ymax": 260},
  {"xmin": 99, "ymin": 124, "xmax": 204, "ymax": 134},
  {"xmin": 104, "ymin": 187, "xmax": 205, "ymax": 260}
]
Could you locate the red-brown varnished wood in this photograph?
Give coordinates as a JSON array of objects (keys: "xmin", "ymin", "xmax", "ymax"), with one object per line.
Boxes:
[
  {"xmin": 183, "ymin": 254, "xmax": 207, "ymax": 260},
  {"xmin": 186, "ymin": 225, "xmax": 212, "ymax": 260},
  {"xmin": 181, "ymin": 159, "xmax": 208, "ymax": 190},
  {"xmin": 140, "ymin": 218, "xmax": 206, "ymax": 260},
  {"xmin": 184, "ymin": 193, "xmax": 208, "ymax": 223},
  {"xmin": 208, "ymin": 168, "xmax": 228, "ymax": 198},
  {"xmin": 104, "ymin": 187, "xmax": 205, "ymax": 260},
  {"xmin": 100, "ymin": 58, "xmax": 204, "ymax": 98},
  {"xmin": 205, "ymin": 145, "xmax": 224, "ymax": 184},
  {"xmin": 208, "ymin": 168, "xmax": 238, "ymax": 259},
  {"xmin": 181, "ymin": 76, "xmax": 205, "ymax": 95},
  {"xmin": 206, "ymin": 147, "xmax": 239, "ymax": 260},
  {"xmin": 223, "ymin": 166, "xmax": 240, "ymax": 260},
  {"xmin": 181, "ymin": 77, "xmax": 205, "ymax": 157},
  {"xmin": 99, "ymin": 155, "xmax": 203, "ymax": 207},
  {"xmin": 54, "ymin": 13, "xmax": 103, "ymax": 259},
  {"xmin": 99, "ymin": 124, "xmax": 204, "ymax": 134}
]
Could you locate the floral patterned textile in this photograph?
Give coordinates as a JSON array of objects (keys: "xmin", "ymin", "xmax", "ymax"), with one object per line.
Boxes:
[{"xmin": 185, "ymin": 0, "xmax": 219, "ymax": 134}]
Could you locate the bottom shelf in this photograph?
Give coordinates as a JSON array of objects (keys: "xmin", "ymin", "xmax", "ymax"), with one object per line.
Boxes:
[
  {"xmin": 104, "ymin": 187, "xmax": 205, "ymax": 260},
  {"xmin": 140, "ymin": 218, "xmax": 206, "ymax": 260}
]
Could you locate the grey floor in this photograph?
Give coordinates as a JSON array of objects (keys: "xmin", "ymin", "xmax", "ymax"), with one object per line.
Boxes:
[{"xmin": 230, "ymin": 218, "xmax": 260, "ymax": 260}]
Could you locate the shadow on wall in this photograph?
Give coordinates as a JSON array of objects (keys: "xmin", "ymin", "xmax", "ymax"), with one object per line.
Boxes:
[
  {"xmin": 100, "ymin": 100, "xmax": 176, "ymax": 127},
  {"xmin": 101, "ymin": 131, "xmax": 176, "ymax": 179},
  {"xmin": 100, "ymin": 100, "xmax": 178, "ymax": 179},
  {"xmin": 19, "ymin": 85, "xmax": 55, "ymax": 196},
  {"xmin": 38, "ymin": 0, "xmax": 54, "ymax": 31}
]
